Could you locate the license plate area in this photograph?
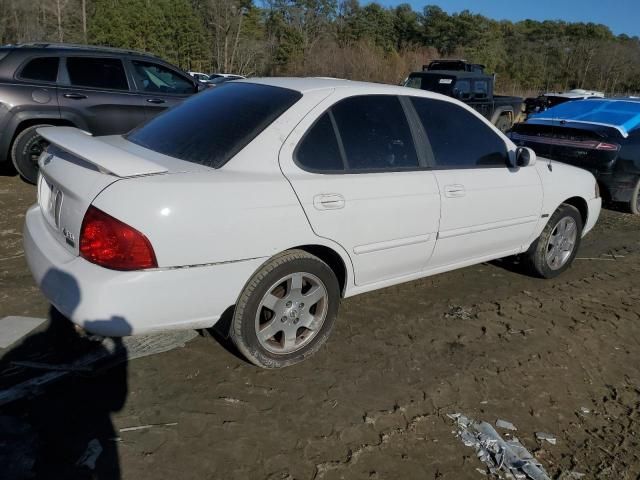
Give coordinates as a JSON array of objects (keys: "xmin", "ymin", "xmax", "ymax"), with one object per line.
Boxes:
[{"xmin": 38, "ymin": 175, "xmax": 63, "ymax": 230}]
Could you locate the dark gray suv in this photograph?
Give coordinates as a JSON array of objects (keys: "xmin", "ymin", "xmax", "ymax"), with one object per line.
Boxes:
[{"xmin": 0, "ymin": 43, "xmax": 203, "ymax": 183}]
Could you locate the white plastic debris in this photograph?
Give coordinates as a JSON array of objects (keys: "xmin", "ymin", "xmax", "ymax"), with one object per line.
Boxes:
[
  {"xmin": 449, "ymin": 413, "xmax": 551, "ymax": 480},
  {"xmin": 579, "ymin": 407, "xmax": 590, "ymax": 414},
  {"xmin": 535, "ymin": 432, "xmax": 557, "ymax": 445},
  {"xmin": 567, "ymin": 472, "xmax": 586, "ymax": 479},
  {"xmin": 496, "ymin": 419, "xmax": 518, "ymax": 431},
  {"xmin": 76, "ymin": 439, "xmax": 102, "ymax": 470},
  {"xmin": 119, "ymin": 422, "xmax": 177, "ymax": 433}
]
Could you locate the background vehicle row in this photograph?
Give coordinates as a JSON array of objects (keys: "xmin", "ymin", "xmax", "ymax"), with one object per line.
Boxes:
[{"xmin": 0, "ymin": 43, "xmax": 202, "ymax": 183}]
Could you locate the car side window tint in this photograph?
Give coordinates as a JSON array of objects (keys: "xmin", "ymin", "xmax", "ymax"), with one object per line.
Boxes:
[
  {"xmin": 132, "ymin": 61, "xmax": 194, "ymax": 95},
  {"xmin": 296, "ymin": 113, "xmax": 344, "ymax": 171},
  {"xmin": 454, "ymin": 80, "xmax": 471, "ymax": 100},
  {"xmin": 20, "ymin": 57, "xmax": 59, "ymax": 82},
  {"xmin": 411, "ymin": 97, "xmax": 508, "ymax": 168},
  {"xmin": 473, "ymin": 80, "xmax": 489, "ymax": 99},
  {"xmin": 331, "ymin": 95, "xmax": 418, "ymax": 171},
  {"xmin": 66, "ymin": 57, "xmax": 128, "ymax": 90},
  {"xmin": 404, "ymin": 76, "xmax": 421, "ymax": 89}
]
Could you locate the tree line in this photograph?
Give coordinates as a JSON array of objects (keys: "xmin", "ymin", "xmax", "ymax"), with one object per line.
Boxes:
[{"xmin": 1, "ymin": 0, "xmax": 639, "ymax": 95}]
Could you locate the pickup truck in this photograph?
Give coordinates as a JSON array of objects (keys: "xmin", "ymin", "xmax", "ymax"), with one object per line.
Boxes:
[{"xmin": 404, "ymin": 64, "xmax": 523, "ymax": 132}]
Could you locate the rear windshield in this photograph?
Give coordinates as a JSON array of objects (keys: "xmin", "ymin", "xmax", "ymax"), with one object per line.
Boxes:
[
  {"xmin": 405, "ymin": 74, "xmax": 455, "ymax": 95},
  {"xmin": 127, "ymin": 82, "xmax": 302, "ymax": 168}
]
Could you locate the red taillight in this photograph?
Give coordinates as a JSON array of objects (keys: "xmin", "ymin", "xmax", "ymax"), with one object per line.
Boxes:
[
  {"xmin": 594, "ymin": 142, "xmax": 620, "ymax": 151},
  {"xmin": 80, "ymin": 206, "xmax": 157, "ymax": 270}
]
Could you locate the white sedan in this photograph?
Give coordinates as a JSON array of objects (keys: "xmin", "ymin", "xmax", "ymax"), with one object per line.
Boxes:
[{"xmin": 24, "ymin": 78, "xmax": 602, "ymax": 368}]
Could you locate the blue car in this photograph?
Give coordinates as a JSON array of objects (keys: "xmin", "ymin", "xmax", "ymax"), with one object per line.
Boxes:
[{"xmin": 510, "ymin": 98, "xmax": 640, "ymax": 214}]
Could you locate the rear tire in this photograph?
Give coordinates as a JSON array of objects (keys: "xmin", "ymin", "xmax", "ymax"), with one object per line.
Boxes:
[
  {"xmin": 11, "ymin": 124, "xmax": 52, "ymax": 184},
  {"xmin": 230, "ymin": 249, "xmax": 340, "ymax": 368},
  {"xmin": 629, "ymin": 177, "xmax": 640, "ymax": 215},
  {"xmin": 525, "ymin": 204, "xmax": 583, "ymax": 279}
]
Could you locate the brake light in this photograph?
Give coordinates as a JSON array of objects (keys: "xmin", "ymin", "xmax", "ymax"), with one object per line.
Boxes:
[
  {"xmin": 80, "ymin": 206, "xmax": 157, "ymax": 270},
  {"xmin": 594, "ymin": 142, "xmax": 620, "ymax": 151}
]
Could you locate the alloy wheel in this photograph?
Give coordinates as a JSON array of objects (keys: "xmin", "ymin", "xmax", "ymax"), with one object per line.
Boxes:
[
  {"xmin": 545, "ymin": 216, "xmax": 578, "ymax": 270},
  {"xmin": 255, "ymin": 272, "xmax": 329, "ymax": 354}
]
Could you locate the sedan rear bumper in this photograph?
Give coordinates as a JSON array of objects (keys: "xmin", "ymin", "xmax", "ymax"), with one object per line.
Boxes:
[{"xmin": 23, "ymin": 205, "xmax": 265, "ymax": 336}]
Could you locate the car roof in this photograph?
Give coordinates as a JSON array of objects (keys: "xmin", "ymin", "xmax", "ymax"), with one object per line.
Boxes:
[
  {"xmin": 408, "ymin": 70, "xmax": 491, "ymax": 80},
  {"xmin": 1, "ymin": 42, "xmax": 161, "ymax": 60},
  {"xmin": 238, "ymin": 76, "xmax": 448, "ymax": 97}
]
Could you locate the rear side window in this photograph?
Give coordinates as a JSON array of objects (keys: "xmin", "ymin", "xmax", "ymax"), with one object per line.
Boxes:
[
  {"xmin": 411, "ymin": 97, "xmax": 508, "ymax": 168},
  {"xmin": 66, "ymin": 57, "xmax": 128, "ymax": 90},
  {"xmin": 127, "ymin": 82, "xmax": 302, "ymax": 168},
  {"xmin": 473, "ymin": 80, "xmax": 489, "ymax": 99},
  {"xmin": 297, "ymin": 113, "xmax": 344, "ymax": 171},
  {"xmin": 331, "ymin": 95, "xmax": 418, "ymax": 170},
  {"xmin": 20, "ymin": 57, "xmax": 59, "ymax": 82}
]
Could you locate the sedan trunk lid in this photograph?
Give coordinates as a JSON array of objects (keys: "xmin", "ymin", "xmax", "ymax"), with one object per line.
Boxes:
[
  {"xmin": 35, "ymin": 127, "xmax": 205, "ymax": 257},
  {"xmin": 510, "ymin": 121, "xmax": 622, "ymax": 174}
]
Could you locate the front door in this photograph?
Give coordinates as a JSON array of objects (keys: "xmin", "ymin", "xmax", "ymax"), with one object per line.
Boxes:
[
  {"xmin": 408, "ymin": 96, "xmax": 543, "ymax": 268},
  {"xmin": 128, "ymin": 60, "xmax": 196, "ymax": 120},
  {"xmin": 280, "ymin": 94, "xmax": 441, "ymax": 286}
]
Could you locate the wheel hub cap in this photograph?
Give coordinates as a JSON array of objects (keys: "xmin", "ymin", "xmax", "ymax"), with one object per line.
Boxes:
[
  {"xmin": 545, "ymin": 216, "xmax": 578, "ymax": 270},
  {"xmin": 255, "ymin": 272, "xmax": 328, "ymax": 355}
]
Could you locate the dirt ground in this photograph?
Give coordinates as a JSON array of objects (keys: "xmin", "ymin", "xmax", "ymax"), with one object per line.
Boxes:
[{"xmin": 1, "ymin": 173, "xmax": 639, "ymax": 480}]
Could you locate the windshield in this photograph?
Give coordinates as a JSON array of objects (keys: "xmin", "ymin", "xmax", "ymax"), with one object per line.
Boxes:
[{"xmin": 127, "ymin": 82, "xmax": 302, "ymax": 168}]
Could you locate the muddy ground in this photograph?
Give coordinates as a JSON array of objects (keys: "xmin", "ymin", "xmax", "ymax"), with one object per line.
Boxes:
[{"xmin": 0, "ymin": 173, "xmax": 639, "ymax": 480}]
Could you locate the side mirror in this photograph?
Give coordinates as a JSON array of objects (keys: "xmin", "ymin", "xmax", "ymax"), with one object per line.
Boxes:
[
  {"xmin": 196, "ymin": 81, "xmax": 207, "ymax": 93},
  {"xmin": 515, "ymin": 146, "xmax": 536, "ymax": 167}
]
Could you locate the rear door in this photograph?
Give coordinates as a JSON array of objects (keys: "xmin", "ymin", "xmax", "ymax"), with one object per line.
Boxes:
[
  {"xmin": 127, "ymin": 59, "xmax": 197, "ymax": 119},
  {"xmin": 57, "ymin": 56, "xmax": 147, "ymax": 135},
  {"xmin": 409, "ymin": 97, "xmax": 543, "ymax": 268},
  {"xmin": 280, "ymin": 94, "xmax": 441, "ymax": 286}
]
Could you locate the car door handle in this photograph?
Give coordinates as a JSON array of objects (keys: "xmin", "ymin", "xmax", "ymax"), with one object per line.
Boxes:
[
  {"xmin": 63, "ymin": 93, "xmax": 87, "ymax": 100},
  {"xmin": 444, "ymin": 184, "xmax": 466, "ymax": 198},
  {"xmin": 313, "ymin": 194, "xmax": 345, "ymax": 210},
  {"xmin": 146, "ymin": 98, "xmax": 166, "ymax": 104}
]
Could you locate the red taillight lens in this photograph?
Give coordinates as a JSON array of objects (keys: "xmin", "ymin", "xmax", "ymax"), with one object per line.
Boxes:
[
  {"xmin": 595, "ymin": 142, "xmax": 620, "ymax": 151},
  {"xmin": 80, "ymin": 206, "xmax": 157, "ymax": 270}
]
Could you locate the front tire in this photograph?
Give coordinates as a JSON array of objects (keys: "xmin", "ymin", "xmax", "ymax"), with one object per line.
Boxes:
[
  {"xmin": 230, "ymin": 250, "xmax": 340, "ymax": 368},
  {"xmin": 526, "ymin": 204, "xmax": 583, "ymax": 279},
  {"xmin": 11, "ymin": 124, "xmax": 52, "ymax": 184},
  {"xmin": 629, "ymin": 177, "xmax": 640, "ymax": 215}
]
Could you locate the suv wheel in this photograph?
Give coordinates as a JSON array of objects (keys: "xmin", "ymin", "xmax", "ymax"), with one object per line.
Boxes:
[
  {"xmin": 11, "ymin": 124, "xmax": 52, "ymax": 184},
  {"xmin": 230, "ymin": 250, "xmax": 340, "ymax": 368}
]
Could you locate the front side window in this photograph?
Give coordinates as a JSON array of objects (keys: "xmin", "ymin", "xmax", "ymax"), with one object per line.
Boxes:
[
  {"xmin": 127, "ymin": 82, "xmax": 302, "ymax": 168},
  {"xmin": 331, "ymin": 95, "xmax": 419, "ymax": 171},
  {"xmin": 20, "ymin": 57, "xmax": 59, "ymax": 82},
  {"xmin": 132, "ymin": 61, "xmax": 194, "ymax": 95},
  {"xmin": 411, "ymin": 97, "xmax": 508, "ymax": 168},
  {"xmin": 66, "ymin": 57, "xmax": 128, "ymax": 90}
]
